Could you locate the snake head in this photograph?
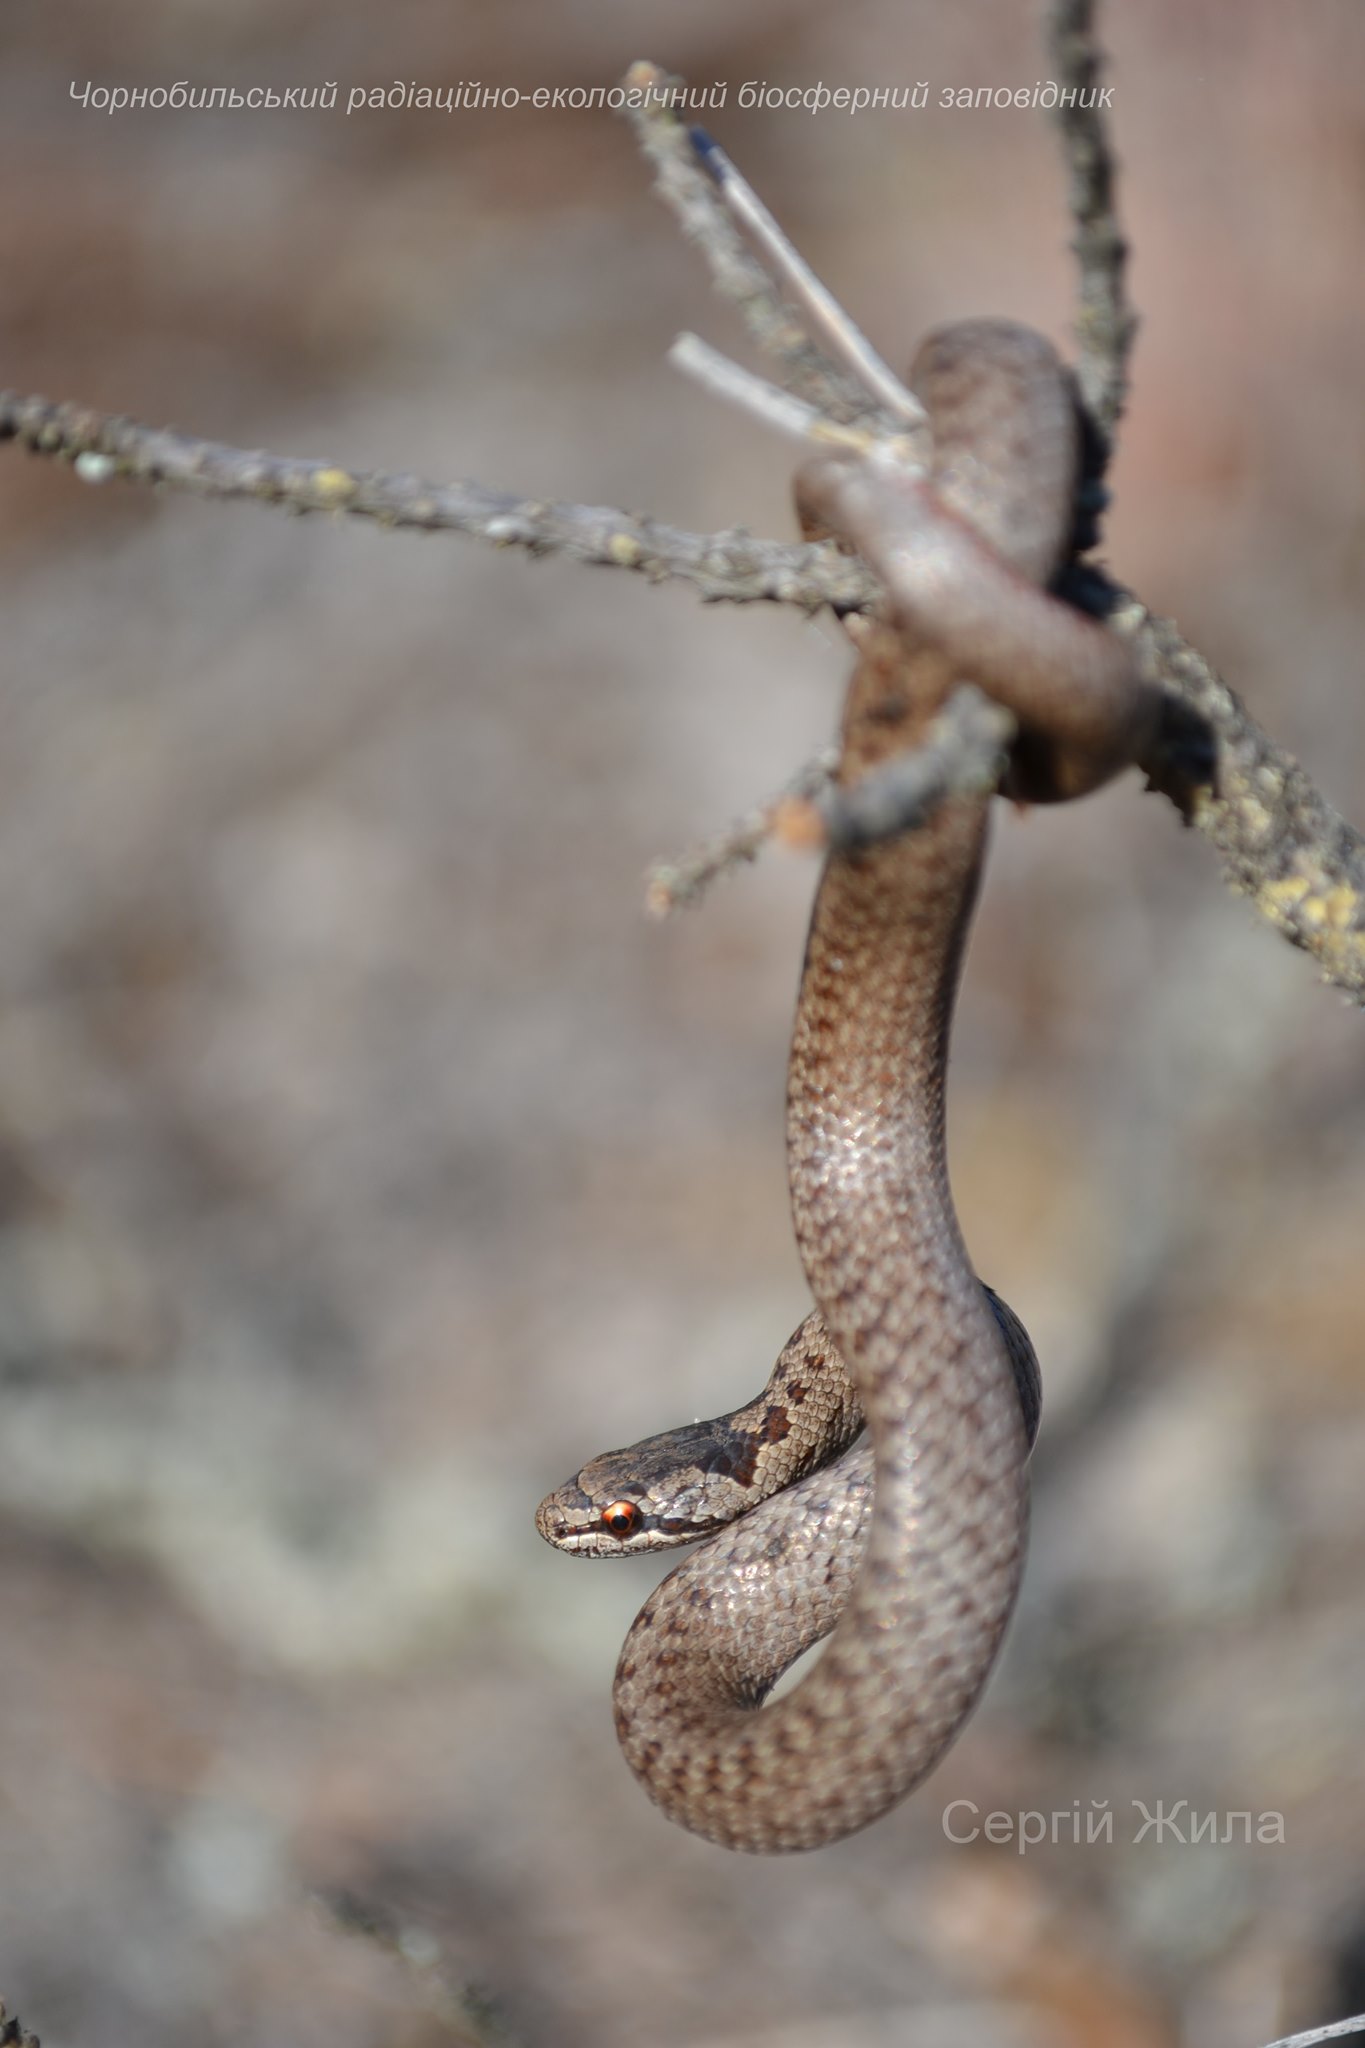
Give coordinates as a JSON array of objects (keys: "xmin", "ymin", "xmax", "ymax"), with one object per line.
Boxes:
[
  {"xmin": 535, "ymin": 1481, "xmax": 658, "ymax": 1556},
  {"xmin": 535, "ymin": 1421, "xmax": 780, "ymax": 1556}
]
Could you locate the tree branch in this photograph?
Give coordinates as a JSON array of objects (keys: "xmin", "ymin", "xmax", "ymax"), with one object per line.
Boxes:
[
  {"xmin": 645, "ymin": 746, "xmax": 838, "ymax": 914},
  {"xmin": 1, "ymin": 42, "xmax": 1362, "ymax": 1002},
  {"xmin": 1132, "ymin": 598, "xmax": 1365, "ymax": 997},
  {"xmin": 799, "ymin": 685, "xmax": 1017, "ymax": 855},
  {"xmin": 622, "ymin": 61, "xmax": 875, "ymax": 425},
  {"xmin": 0, "ymin": 389, "xmax": 877, "ymax": 613},
  {"xmin": 647, "ymin": 690, "xmax": 1014, "ymax": 914},
  {"xmin": 319, "ymin": 1890, "xmax": 523, "ymax": 2048},
  {"xmin": 1046, "ymin": 0, "xmax": 1136, "ymax": 448},
  {"xmin": 1263, "ymin": 2019, "xmax": 1365, "ymax": 2048}
]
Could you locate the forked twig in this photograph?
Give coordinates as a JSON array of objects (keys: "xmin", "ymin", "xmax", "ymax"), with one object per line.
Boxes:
[
  {"xmin": 687, "ymin": 125, "xmax": 926, "ymax": 430},
  {"xmin": 622, "ymin": 61, "xmax": 863, "ymax": 422}
]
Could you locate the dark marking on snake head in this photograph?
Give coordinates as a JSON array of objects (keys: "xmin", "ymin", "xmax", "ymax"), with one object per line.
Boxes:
[{"xmin": 724, "ymin": 1441, "xmax": 761, "ymax": 1489}]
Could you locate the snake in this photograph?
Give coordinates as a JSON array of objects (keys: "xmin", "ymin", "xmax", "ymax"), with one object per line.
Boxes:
[{"xmin": 536, "ymin": 320, "xmax": 1159, "ymax": 1853}]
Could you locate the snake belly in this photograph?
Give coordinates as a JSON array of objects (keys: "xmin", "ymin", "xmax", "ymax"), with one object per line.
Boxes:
[{"xmin": 537, "ymin": 321, "xmax": 1152, "ymax": 1853}]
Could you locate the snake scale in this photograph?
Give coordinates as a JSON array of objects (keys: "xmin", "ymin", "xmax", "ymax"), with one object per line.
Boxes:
[{"xmin": 537, "ymin": 320, "xmax": 1158, "ymax": 1853}]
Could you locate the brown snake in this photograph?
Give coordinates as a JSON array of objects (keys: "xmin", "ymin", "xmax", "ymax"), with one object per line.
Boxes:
[{"xmin": 537, "ymin": 320, "xmax": 1159, "ymax": 1853}]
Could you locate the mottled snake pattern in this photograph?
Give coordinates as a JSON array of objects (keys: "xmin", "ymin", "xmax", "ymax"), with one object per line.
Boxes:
[{"xmin": 538, "ymin": 320, "xmax": 1158, "ymax": 1853}]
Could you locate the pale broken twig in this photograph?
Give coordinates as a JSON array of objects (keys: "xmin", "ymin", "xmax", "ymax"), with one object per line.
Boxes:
[
  {"xmin": 667, "ymin": 333, "xmax": 922, "ymax": 470},
  {"xmin": 1262, "ymin": 2017, "xmax": 1365, "ymax": 2048},
  {"xmin": 687, "ymin": 126, "xmax": 926, "ymax": 431},
  {"xmin": 621, "ymin": 62, "xmax": 873, "ymax": 424}
]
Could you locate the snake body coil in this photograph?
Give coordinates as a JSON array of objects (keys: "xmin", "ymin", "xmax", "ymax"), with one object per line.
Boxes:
[{"xmin": 537, "ymin": 321, "xmax": 1156, "ymax": 1853}]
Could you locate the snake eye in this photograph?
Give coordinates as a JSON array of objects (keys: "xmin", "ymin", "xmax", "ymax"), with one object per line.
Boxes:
[{"xmin": 601, "ymin": 1499, "xmax": 642, "ymax": 1538}]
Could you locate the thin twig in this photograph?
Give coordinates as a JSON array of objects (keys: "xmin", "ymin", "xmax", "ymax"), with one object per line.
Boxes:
[
  {"xmin": 805, "ymin": 686, "xmax": 1017, "ymax": 853},
  {"xmin": 621, "ymin": 62, "xmax": 873, "ymax": 424},
  {"xmin": 667, "ymin": 333, "xmax": 920, "ymax": 467},
  {"xmin": 2, "ymin": 61, "xmax": 1364, "ymax": 1002},
  {"xmin": 317, "ymin": 1889, "xmax": 523, "ymax": 2048},
  {"xmin": 0, "ymin": 388, "xmax": 879, "ymax": 613},
  {"xmin": 1047, "ymin": 0, "xmax": 1136, "ymax": 446},
  {"xmin": 1262, "ymin": 2018, "xmax": 1365, "ymax": 2048},
  {"xmin": 667, "ymin": 334, "xmax": 846, "ymax": 449},
  {"xmin": 688, "ymin": 127, "xmax": 926, "ymax": 430},
  {"xmin": 1042, "ymin": 10, "xmax": 1364, "ymax": 996},
  {"xmin": 646, "ymin": 746, "xmax": 838, "ymax": 914},
  {"xmin": 1129, "ymin": 595, "xmax": 1365, "ymax": 997},
  {"xmin": 649, "ymin": 688, "xmax": 1016, "ymax": 908},
  {"xmin": 6, "ymin": 377, "xmax": 1363, "ymax": 997}
]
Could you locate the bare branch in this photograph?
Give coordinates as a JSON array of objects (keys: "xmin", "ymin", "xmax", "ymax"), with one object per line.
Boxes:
[
  {"xmin": 621, "ymin": 62, "xmax": 874, "ymax": 425},
  {"xmin": 801, "ymin": 685, "xmax": 1017, "ymax": 854},
  {"xmin": 0, "ymin": 388, "xmax": 878, "ymax": 614},
  {"xmin": 318, "ymin": 1888, "xmax": 523, "ymax": 2048},
  {"xmin": 1130, "ymin": 596, "xmax": 1365, "ymax": 998},
  {"xmin": 1, "ymin": 55, "xmax": 1362, "ymax": 1007},
  {"xmin": 686, "ymin": 125, "xmax": 926, "ymax": 430},
  {"xmin": 1048, "ymin": 0, "xmax": 1136, "ymax": 447},
  {"xmin": 668, "ymin": 333, "xmax": 843, "ymax": 449},
  {"xmin": 1262, "ymin": 2018, "xmax": 1365, "ymax": 2048},
  {"xmin": 667, "ymin": 333, "xmax": 922, "ymax": 468},
  {"xmin": 645, "ymin": 746, "xmax": 838, "ymax": 915},
  {"xmin": 1042, "ymin": 20, "xmax": 1364, "ymax": 995},
  {"xmin": 647, "ymin": 689, "xmax": 1015, "ymax": 911},
  {"xmin": 6, "ymin": 377, "xmax": 1362, "ymax": 999}
]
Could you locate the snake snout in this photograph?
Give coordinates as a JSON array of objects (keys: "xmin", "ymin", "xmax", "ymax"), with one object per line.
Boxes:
[{"xmin": 534, "ymin": 1493, "xmax": 571, "ymax": 1545}]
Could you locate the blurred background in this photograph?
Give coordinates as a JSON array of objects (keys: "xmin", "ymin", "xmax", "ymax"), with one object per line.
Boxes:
[{"xmin": 1, "ymin": 2, "xmax": 1364, "ymax": 2045}]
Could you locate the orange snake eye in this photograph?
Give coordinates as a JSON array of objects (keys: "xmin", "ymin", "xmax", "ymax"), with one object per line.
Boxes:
[{"xmin": 601, "ymin": 1500, "xmax": 642, "ymax": 1538}]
